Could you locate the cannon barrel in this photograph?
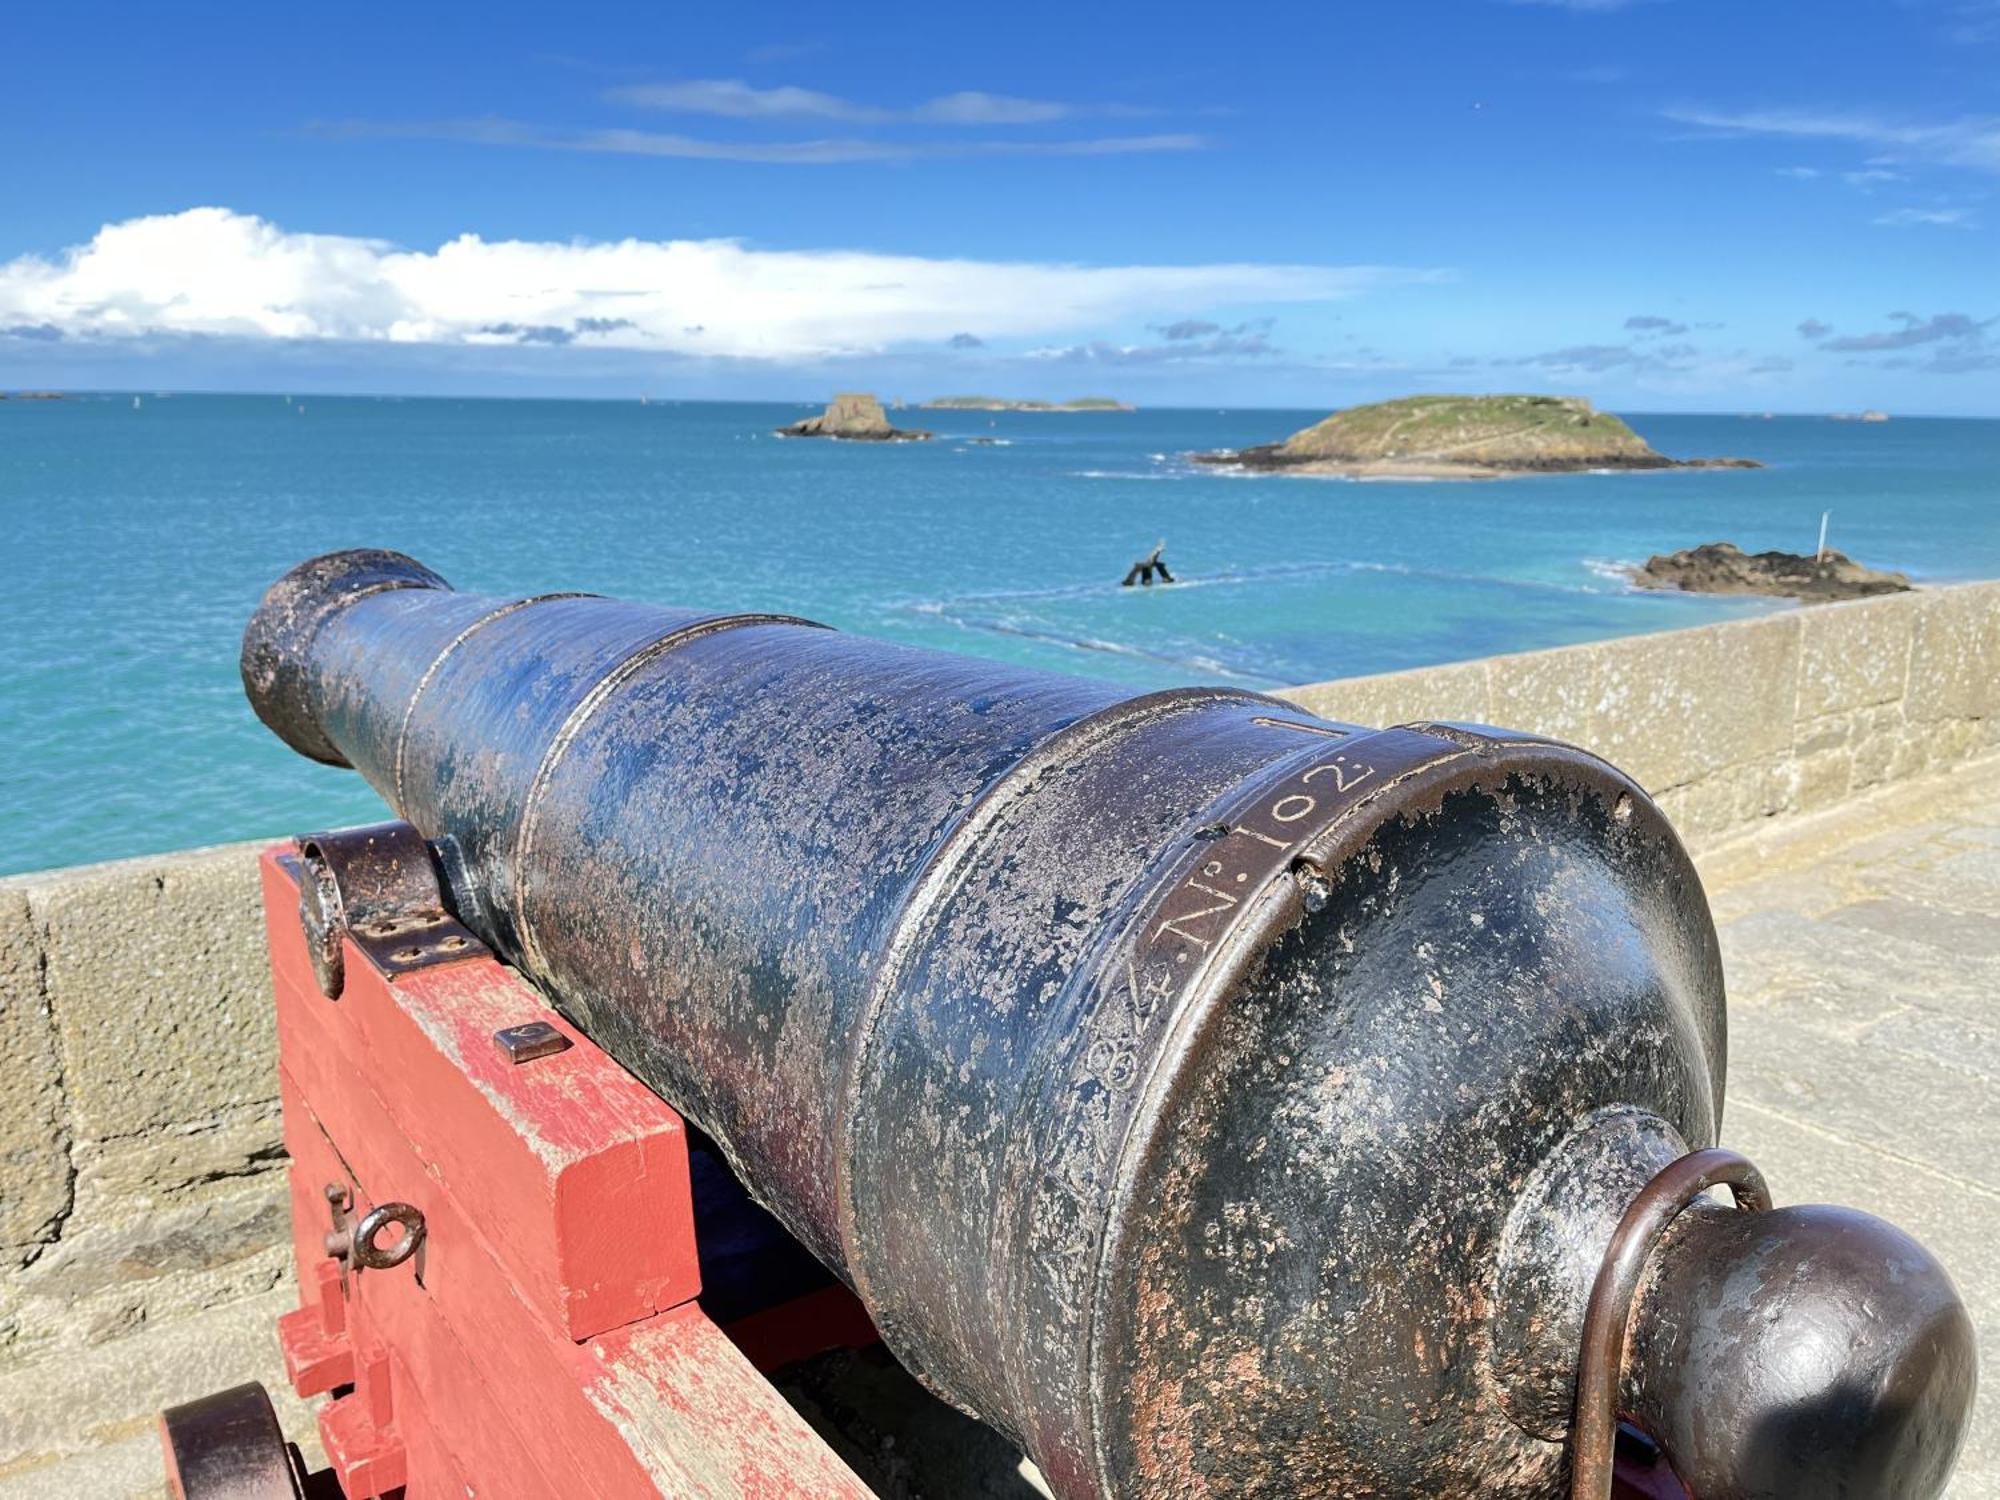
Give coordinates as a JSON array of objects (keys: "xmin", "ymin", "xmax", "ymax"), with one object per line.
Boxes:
[{"xmin": 242, "ymin": 549, "xmax": 1974, "ymax": 1499}]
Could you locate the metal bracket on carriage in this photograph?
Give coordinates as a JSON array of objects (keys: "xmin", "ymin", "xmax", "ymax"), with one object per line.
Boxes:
[{"xmin": 290, "ymin": 820, "xmax": 488, "ymax": 999}]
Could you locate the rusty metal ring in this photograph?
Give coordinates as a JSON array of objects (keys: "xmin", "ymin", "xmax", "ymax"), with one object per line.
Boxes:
[
  {"xmin": 351, "ymin": 1201, "xmax": 426, "ymax": 1271},
  {"xmin": 1569, "ymin": 1147, "xmax": 1772, "ymax": 1500},
  {"xmin": 295, "ymin": 840, "xmax": 346, "ymax": 1000}
]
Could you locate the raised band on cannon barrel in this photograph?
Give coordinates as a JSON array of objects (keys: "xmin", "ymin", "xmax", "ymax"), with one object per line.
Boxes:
[{"xmin": 226, "ymin": 548, "xmax": 1975, "ymax": 1499}]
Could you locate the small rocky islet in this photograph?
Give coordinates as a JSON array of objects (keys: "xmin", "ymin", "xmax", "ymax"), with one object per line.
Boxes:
[
  {"xmin": 1629, "ymin": 542, "xmax": 1911, "ymax": 603},
  {"xmin": 1195, "ymin": 394, "xmax": 1761, "ymax": 479},
  {"xmin": 776, "ymin": 392, "xmax": 933, "ymax": 442}
]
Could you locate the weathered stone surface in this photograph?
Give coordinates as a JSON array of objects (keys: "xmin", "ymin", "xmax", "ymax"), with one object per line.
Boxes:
[
  {"xmin": 1284, "ymin": 580, "xmax": 1993, "ymax": 852},
  {"xmin": 18, "ymin": 1178, "xmax": 286, "ymax": 1304},
  {"xmin": 0, "ymin": 842, "xmax": 289, "ymax": 1416},
  {"xmin": 0, "ymin": 891, "xmax": 68, "ymax": 1267},
  {"xmin": 78, "ymin": 1102, "xmax": 284, "ymax": 1201},
  {"xmin": 1793, "ymin": 742, "xmax": 1853, "ymax": 814},
  {"xmin": 1584, "ymin": 615, "xmax": 1800, "ymax": 794},
  {"xmin": 1486, "ymin": 646, "xmax": 1594, "ymax": 747},
  {"xmin": 1907, "ymin": 586, "xmax": 1999, "ymax": 724},
  {"xmin": 0, "ymin": 1280, "xmax": 314, "ymax": 1481},
  {"xmin": 1278, "ymin": 657, "xmax": 1491, "ymax": 730},
  {"xmin": 29, "ymin": 842, "xmax": 274, "ymax": 1142},
  {"xmin": 1797, "ymin": 593, "xmax": 1916, "ymax": 718},
  {"xmin": 1831, "ymin": 895, "xmax": 2000, "ymax": 959}
]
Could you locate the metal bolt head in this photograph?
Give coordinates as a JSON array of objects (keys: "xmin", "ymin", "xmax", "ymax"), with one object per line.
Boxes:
[
  {"xmin": 1293, "ymin": 860, "xmax": 1333, "ymax": 914},
  {"xmin": 493, "ymin": 1020, "xmax": 572, "ymax": 1065}
]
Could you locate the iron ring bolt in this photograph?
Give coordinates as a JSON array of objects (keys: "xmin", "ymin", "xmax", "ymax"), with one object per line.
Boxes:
[{"xmin": 352, "ymin": 1202, "xmax": 426, "ymax": 1271}]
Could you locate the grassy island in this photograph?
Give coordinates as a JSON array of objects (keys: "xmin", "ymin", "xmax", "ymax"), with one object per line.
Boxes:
[{"xmin": 1199, "ymin": 394, "xmax": 1759, "ymax": 479}]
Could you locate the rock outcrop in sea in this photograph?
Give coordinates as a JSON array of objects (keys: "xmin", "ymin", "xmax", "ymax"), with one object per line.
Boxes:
[
  {"xmin": 776, "ymin": 393, "xmax": 933, "ymax": 442},
  {"xmin": 1630, "ymin": 542, "xmax": 1911, "ymax": 602},
  {"xmin": 1196, "ymin": 394, "xmax": 1761, "ymax": 479}
]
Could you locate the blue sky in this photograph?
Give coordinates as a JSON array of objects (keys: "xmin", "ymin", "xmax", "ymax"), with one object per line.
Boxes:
[{"xmin": 3, "ymin": 0, "xmax": 1997, "ymax": 412}]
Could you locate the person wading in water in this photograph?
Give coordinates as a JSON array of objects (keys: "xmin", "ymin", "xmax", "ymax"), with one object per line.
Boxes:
[{"xmin": 1121, "ymin": 540, "xmax": 1176, "ymax": 587}]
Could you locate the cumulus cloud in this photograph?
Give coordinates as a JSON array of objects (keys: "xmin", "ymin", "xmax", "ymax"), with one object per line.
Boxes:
[
  {"xmin": 1798, "ymin": 318, "xmax": 1833, "ymax": 340},
  {"xmin": 0, "ymin": 208, "xmax": 1434, "ymax": 362},
  {"xmin": 947, "ymin": 331, "xmax": 985, "ymax": 348},
  {"xmin": 1625, "ymin": 314, "xmax": 1689, "ymax": 335},
  {"xmin": 603, "ymin": 80, "xmax": 1132, "ymax": 126},
  {"xmin": 1664, "ymin": 106, "xmax": 2000, "ymax": 174}
]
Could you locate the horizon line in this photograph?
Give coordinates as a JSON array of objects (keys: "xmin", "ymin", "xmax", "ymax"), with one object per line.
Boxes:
[{"xmin": 3, "ymin": 387, "xmax": 1990, "ymax": 422}]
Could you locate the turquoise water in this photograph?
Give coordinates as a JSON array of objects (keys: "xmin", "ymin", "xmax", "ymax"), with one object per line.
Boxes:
[{"xmin": 3, "ymin": 395, "xmax": 1996, "ymax": 875}]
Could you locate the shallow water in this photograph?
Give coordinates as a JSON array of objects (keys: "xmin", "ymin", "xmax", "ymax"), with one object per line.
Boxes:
[{"xmin": 2, "ymin": 395, "xmax": 1995, "ymax": 873}]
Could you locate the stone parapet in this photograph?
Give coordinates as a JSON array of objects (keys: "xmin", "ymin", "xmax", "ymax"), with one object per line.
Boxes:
[{"xmin": 1279, "ymin": 581, "xmax": 2000, "ymax": 850}]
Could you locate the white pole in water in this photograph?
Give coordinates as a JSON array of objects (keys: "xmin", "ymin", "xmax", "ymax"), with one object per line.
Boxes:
[{"xmin": 1817, "ymin": 511, "xmax": 1830, "ymax": 562}]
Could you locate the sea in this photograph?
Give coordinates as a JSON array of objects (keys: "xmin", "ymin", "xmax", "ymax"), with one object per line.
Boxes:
[{"xmin": 3, "ymin": 394, "xmax": 1996, "ymax": 876}]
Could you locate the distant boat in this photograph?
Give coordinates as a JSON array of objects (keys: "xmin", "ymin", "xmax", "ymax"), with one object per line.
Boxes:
[{"xmin": 132, "ymin": 396, "xmax": 142, "ymax": 410}]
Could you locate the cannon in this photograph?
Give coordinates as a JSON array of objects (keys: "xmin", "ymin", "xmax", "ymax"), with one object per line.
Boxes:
[{"xmin": 202, "ymin": 548, "xmax": 1973, "ymax": 1499}]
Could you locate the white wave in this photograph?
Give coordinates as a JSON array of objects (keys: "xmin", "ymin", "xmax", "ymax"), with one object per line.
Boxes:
[{"xmin": 1581, "ymin": 557, "xmax": 1639, "ymax": 584}]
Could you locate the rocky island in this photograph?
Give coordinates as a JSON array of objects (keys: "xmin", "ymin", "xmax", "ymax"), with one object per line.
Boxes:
[
  {"xmin": 920, "ymin": 395, "xmax": 1133, "ymax": 412},
  {"xmin": 1630, "ymin": 542, "xmax": 1911, "ymax": 603},
  {"xmin": 776, "ymin": 392, "xmax": 933, "ymax": 442},
  {"xmin": 1195, "ymin": 394, "xmax": 1761, "ymax": 479}
]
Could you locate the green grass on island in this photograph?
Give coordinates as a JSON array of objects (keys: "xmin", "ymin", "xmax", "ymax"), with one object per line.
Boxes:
[{"xmin": 1274, "ymin": 394, "xmax": 1657, "ymax": 465}]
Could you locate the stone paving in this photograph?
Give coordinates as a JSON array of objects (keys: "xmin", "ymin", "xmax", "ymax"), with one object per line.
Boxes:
[
  {"xmin": 3, "ymin": 759, "xmax": 1995, "ymax": 1498},
  {"xmin": 1703, "ymin": 756, "xmax": 2000, "ymax": 1499}
]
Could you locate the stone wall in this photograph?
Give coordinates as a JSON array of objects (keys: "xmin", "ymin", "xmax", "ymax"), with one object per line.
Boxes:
[
  {"xmin": 1279, "ymin": 580, "xmax": 2000, "ymax": 851},
  {"xmin": 0, "ymin": 839, "xmax": 303, "ymax": 1483},
  {"xmin": 0, "ymin": 580, "xmax": 1993, "ymax": 1482}
]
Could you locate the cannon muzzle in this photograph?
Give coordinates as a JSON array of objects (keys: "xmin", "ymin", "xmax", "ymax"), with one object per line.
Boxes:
[{"xmin": 243, "ymin": 549, "xmax": 1974, "ymax": 1499}]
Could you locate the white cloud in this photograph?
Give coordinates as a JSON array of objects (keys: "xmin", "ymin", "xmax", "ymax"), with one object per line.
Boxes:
[
  {"xmin": 0, "ymin": 208, "xmax": 1437, "ymax": 361},
  {"xmin": 1504, "ymin": 0, "xmax": 1648, "ymax": 11},
  {"xmin": 1664, "ymin": 106, "xmax": 2000, "ymax": 173},
  {"xmin": 1874, "ymin": 207, "xmax": 1973, "ymax": 227},
  {"xmin": 1504, "ymin": 0, "xmax": 1649, "ymax": 11},
  {"xmin": 604, "ymin": 79, "xmax": 1095, "ymax": 125},
  {"xmin": 319, "ymin": 117, "xmax": 1204, "ymax": 164},
  {"xmin": 608, "ymin": 79, "xmax": 883, "ymax": 121}
]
